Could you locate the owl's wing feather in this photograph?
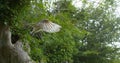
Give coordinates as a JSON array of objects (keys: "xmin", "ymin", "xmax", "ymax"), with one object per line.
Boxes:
[
  {"xmin": 32, "ymin": 20, "xmax": 61, "ymax": 33},
  {"xmin": 42, "ymin": 22, "xmax": 61, "ymax": 33}
]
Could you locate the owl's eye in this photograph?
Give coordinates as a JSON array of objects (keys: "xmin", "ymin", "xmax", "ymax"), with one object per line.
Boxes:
[{"xmin": 31, "ymin": 19, "xmax": 62, "ymax": 33}]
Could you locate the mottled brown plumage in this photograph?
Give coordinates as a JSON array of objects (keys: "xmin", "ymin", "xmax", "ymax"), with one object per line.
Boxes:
[{"xmin": 31, "ymin": 19, "xmax": 62, "ymax": 33}]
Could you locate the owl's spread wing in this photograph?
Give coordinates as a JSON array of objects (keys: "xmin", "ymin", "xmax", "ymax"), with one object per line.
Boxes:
[
  {"xmin": 42, "ymin": 22, "xmax": 61, "ymax": 33},
  {"xmin": 32, "ymin": 20, "xmax": 61, "ymax": 33}
]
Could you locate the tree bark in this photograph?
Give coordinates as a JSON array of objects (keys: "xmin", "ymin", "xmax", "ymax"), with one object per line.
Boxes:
[{"xmin": 0, "ymin": 24, "xmax": 33, "ymax": 63}]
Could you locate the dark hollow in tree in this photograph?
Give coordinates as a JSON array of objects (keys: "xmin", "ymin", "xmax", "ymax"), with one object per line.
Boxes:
[{"xmin": 11, "ymin": 34, "xmax": 20, "ymax": 44}]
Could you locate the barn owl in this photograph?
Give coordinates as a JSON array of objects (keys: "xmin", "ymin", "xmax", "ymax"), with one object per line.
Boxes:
[{"xmin": 31, "ymin": 19, "xmax": 61, "ymax": 34}]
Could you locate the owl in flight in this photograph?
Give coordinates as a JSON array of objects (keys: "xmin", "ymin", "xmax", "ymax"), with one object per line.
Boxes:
[{"xmin": 31, "ymin": 19, "xmax": 62, "ymax": 34}]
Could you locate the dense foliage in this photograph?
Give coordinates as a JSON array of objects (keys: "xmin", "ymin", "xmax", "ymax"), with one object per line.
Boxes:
[
  {"xmin": 0, "ymin": 0, "xmax": 120, "ymax": 63},
  {"xmin": 0, "ymin": 0, "xmax": 30, "ymax": 25}
]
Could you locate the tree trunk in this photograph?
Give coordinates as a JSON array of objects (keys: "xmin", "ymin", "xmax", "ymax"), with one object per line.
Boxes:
[{"xmin": 0, "ymin": 24, "xmax": 33, "ymax": 63}]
